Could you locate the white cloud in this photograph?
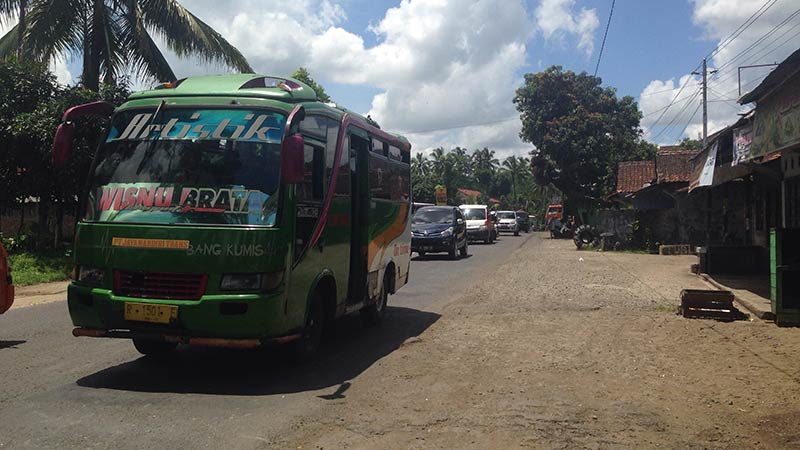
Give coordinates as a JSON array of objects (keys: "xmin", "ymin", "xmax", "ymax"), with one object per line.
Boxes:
[
  {"xmin": 146, "ymin": 0, "xmax": 589, "ymax": 156},
  {"xmin": 534, "ymin": 0, "xmax": 599, "ymax": 56},
  {"xmin": 640, "ymin": 0, "xmax": 800, "ymax": 145}
]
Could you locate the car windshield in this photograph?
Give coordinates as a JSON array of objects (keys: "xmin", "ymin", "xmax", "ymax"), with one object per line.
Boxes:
[
  {"xmin": 548, "ymin": 206, "xmax": 562, "ymax": 213},
  {"xmin": 498, "ymin": 212, "xmax": 516, "ymax": 219},
  {"xmin": 461, "ymin": 208, "xmax": 486, "ymax": 220},
  {"xmin": 413, "ymin": 208, "xmax": 452, "ymax": 224},
  {"xmin": 84, "ymin": 108, "xmax": 286, "ymax": 227}
]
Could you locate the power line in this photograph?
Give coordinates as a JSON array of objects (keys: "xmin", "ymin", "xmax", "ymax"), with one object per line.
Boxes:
[
  {"xmin": 671, "ymin": 101, "xmax": 703, "ymax": 144},
  {"xmin": 651, "ymin": 88, "xmax": 702, "ymax": 141},
  {"xmin": 714, "ymin": 6, "xmax": 800, "ymax": 75},
  {"xmin": 642, "ymin": 86, "xmax": 702, "ymax": 118},
  {"xmin": 705, "ymin": 0, "xmax": 779, "ymax": 61},
  {"xmin": 594, "ymin": 0, "xmax": 616, "ymax": 77},
  {"xmin": 647, "ymin": 69, "xmax": 701, "ymax": 133}
]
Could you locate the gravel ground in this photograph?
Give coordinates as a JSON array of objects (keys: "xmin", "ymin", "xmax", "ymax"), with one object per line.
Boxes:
[{"xmin": 271, "ymin": 234, "xmax": 800, "ymax": 450}]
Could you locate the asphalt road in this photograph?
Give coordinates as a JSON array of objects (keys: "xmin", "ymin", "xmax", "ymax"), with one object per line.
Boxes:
[{"xmin": 0, "ymin": 231, "xmax": 534, "ymax": 449}]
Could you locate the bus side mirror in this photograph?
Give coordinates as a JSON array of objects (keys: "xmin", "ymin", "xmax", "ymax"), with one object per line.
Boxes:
[
  {"xmin": 282, "ymin": 134, "xmax": 305, "ymax": 184},
  {"xmin": 52, "ymin": 123, "xmax": 76, "ymax": 167},
  {"xmin": 51, "ymin": 101, "xmax": 114, "ymax": 167}
]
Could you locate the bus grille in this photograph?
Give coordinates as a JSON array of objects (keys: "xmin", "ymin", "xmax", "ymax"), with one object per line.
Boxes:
[{"xmin": 114, "ymin": 270, "xmax": 207, "ymax": 300}]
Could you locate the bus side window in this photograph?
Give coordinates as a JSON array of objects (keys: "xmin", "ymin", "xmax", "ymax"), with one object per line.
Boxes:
[{"xmin": 301, "ymin": 144, "xmax": 325, "ymax": 201}]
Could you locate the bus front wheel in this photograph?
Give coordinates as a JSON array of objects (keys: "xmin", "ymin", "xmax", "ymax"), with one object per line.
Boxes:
[{"xmin": 291, "ymin": 292, "xmax": 325, "ymax": 363}]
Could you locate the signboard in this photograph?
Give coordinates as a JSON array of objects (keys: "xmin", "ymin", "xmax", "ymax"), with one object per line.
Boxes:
[
  {"xmin": 732, "ymin": 122, "xmax": 753, "ymax": 166},
  {"xmin": 435, "ymin": 185, "xmax": 447, "ymax": 206},
  {"xmin": 698, "ymin": 141, "xmax": 718, "ymax": 188},
  {"xmin": 750, "ymin": 75, "xmax": 800, "ymax": 161}
]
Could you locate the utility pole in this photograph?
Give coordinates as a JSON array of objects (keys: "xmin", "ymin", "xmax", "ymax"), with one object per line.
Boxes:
[{"xmin": 692, "ymin": 58, "xmax": 717, "ymax": 148}]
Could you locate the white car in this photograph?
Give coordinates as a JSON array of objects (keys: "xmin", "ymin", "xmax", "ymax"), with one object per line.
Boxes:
[{"xmin": 495, "ymin": 211, "xmax": 520, "ymax": 236}]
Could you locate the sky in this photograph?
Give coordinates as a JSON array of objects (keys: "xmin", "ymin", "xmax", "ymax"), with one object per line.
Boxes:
[{"xmin": 8, "ymin": 0, "xmax": 800, "ymax": 158}]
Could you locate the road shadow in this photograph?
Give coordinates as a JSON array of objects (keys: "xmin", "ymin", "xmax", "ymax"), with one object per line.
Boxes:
[
  {"xmin": 76, "ymin": 306, "xmax": 439, "ymax": 396},
  {"xmin": 0, "ymin": 340, "xmax": 25, "ymax": 350},
  {"xmin": 412, "ymin": 254, "xmax": 473, "ymax": 261}
]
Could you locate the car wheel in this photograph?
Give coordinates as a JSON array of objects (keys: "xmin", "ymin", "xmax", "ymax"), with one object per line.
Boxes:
[
  {"xmin": 133, "ymin": 338, "xmax": 177, "ymax": 357},
  {"xmin": 291, "ymin": 291, "xmax": 325, "ymax": 363},
  {"xmin": 459, "ymin": 239, "xmax": 468, "ymax": 257},
  {"xmin": 484, "ymin": 233, "xmax": 491, "ymax": 244},
  {"xmin": 448, "ymin": 239, "xmax": 458, "ymax": 260},
  {"xmin": 362, "ymin": 273, "xmax": 389, "ymax": 326},
  {"xmin": 514, "ymin": 228, "xmax": 519, "ymax": 236}
]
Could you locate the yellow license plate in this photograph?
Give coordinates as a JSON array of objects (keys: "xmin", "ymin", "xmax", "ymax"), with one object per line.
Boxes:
[{"xmin": 124, "ymin": 302, "xmax": 178, "ymax": 324}]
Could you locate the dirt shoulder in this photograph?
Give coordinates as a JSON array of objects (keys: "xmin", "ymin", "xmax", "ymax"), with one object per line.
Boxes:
[
  {"xmin": 272, "ymin": 235, "xmax": 800, "ymax": 450},
  {"xmin": 11, "ymin": 280, "xmax": 69, "ymax": 308}
]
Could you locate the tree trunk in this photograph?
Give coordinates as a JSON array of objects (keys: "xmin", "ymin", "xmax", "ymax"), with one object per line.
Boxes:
[
  {"xmin": 81, "ymin": 0, "xmax": 105, "ymax": 91},
  {"xmin": 18, "ymin": 203, "xmax": 25, "ymax": 236},
  {"xmin": 16, "ymin": 0, "xmax": 27, "ymax": 58},
  {"xmin": 37, "ymin": 199, "xmax": 50, "ymax": 247}
]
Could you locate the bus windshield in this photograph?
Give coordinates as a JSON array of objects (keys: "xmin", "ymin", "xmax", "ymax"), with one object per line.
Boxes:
[{"xmin": 84, "ymin": 108, "xmax": 286, "ymax": 227}]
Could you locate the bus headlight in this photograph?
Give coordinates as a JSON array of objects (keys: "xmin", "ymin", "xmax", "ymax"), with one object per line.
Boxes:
[
  {"xmin": 220, "ymin": 270, "xmax": 284, "ymax": 292},
  {"xmin": 76, "ymin": 266, "xmax": 105, "ymax": 286},
  {"xmin": 221, "ymin": 273, "xmax": 262, "ymax": 291}
]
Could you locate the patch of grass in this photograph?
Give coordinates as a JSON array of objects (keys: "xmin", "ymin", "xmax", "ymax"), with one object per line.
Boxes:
[{"xmin": 8, "ymin": 250, "xmax": 72, "ymax": 286}]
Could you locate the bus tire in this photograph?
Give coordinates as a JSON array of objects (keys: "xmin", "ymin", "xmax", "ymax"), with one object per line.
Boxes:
[
  {"xmin": 133, "ymin": 338, "xmax": 177, "ymax": 357},
  {"xmin": 362, "ymin": 273, "xmax": 389, "ymax": 326},
  {"xmin": 291, "ymin": 291, "xmax": 325, "ymax": 363}
]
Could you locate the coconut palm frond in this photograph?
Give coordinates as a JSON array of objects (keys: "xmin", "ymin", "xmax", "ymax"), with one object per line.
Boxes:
[
  {"xmin": 140, "ymin": 0, "xmax": 252, "ymax": 73},
  {"xmin": 24, "ymin": 0, "xmax": 84, "ymax": 62},
  {"xmin": 120, "ymin": 0, "xmax": 175, "ymax": 82},
  {"xmin": 0, "ymin": 23, "xmax": 20, "ymax": 57}
]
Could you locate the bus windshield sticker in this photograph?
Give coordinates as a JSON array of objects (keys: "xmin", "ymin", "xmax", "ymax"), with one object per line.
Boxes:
[
  {"xmin": 97, "ymin": 184, "xmax": 266, "ymax": 215},
  {"xmin": 108, "ymin": 110, "xmax": 285, "ymax": 143}
]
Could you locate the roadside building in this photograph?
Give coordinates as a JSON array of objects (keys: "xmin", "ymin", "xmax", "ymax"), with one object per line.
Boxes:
[{"xmin": 736, "ymin": 47, "xmax": 800, "ymax": 324}]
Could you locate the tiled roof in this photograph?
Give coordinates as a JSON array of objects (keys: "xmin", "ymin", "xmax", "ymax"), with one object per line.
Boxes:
[
  {"xmin": 616, "ymin": 161, "xmax": 655, "ymax": 193},
  {"xmin": 457, "ymin": 188, "xmax": 482, "ymax": 197},
  {"xmin": 656, "ymin": 147, "xmax": 701, "ymax": 183}
]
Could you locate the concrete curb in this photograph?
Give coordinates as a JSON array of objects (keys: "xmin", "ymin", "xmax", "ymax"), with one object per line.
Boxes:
[{"xmin": 697, "ymin": 273, "xmax": 775, "ymax": 321}]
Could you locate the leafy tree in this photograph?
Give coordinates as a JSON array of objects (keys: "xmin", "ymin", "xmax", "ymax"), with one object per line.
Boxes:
[
  {"xmin": 514, "ymin": 66, "xmax": 655, "ymax": 203},
  {"xmin": 291, "ymin": 67, "xmax": 331, "ymax": 102},
  {"xmin": 0, "ymin": 0, "xmax": 253, "ymax": 90},
  {"xmin": 0, "ymin": 58, "xmax": 129, "ymax": 244},
  {"xmin": 679, "ymin": 137, "xmax": 703, "ymax": 150}
]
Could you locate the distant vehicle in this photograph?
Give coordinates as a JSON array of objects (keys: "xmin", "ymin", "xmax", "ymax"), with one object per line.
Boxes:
[
  {"xmin": 545, "ymin": 203, "xmax": 563, "ymax": 223},
  {"xmin": 411, "ymin": 206, "xmax": 468, "ymax": 259},
  {"xmin": 412, "ymin": 202, "xmax": 435, "ymax": 214},
  {"xmin": 459, "ymin": 204, "xmax": 495, "ymax": 244},
  {"xmin": 515, "ymin": 210, "xmax": 531, "ymax": 233},
  {"xmin": 0, "ymin": 243, "xmax": 13, "ymax": 315},
  {"xmin": 496, "ymin": 211, "xmax": 520, "ymax": 236}
]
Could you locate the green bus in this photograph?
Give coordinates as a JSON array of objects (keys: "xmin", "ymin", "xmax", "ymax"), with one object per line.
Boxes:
[{"xmin": 52, "ymin": 74, "xmax": 412, "ymax": 359}]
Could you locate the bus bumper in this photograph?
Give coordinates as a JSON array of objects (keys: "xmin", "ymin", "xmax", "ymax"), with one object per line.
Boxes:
[
  {"xmin": 71, "ymin": 327, "xmax": 301, "ymax": 348},
  {"xmin": 67, "ymin": 283, "xmax": 295, "ymax": 341}
]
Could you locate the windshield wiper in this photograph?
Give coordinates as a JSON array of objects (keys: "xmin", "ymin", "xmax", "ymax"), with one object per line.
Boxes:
[{"xmin": 136, "ymin": 100, "xmax": 167, "ymax": 175}]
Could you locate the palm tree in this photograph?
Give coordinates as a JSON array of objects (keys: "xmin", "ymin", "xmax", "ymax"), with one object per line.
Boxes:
[
  {"xmin": 0, "ymin": 0, "xmax": 253, "ymax": 90},
  {"xmin": 411, "ymin": 152, "xmax": 429, "ymax": 178},
  {"xmin": 503, "ymin": 155, "xmax": 530, "ymax": 207},
  {"xmin": 472, "ymin": 147, "xmax": 499, "ymax": 174}
]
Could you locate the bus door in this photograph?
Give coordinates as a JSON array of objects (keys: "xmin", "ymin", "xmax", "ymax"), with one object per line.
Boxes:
[{"xmin": 347, "ymin": 127, "xmax": 370, "ymax": 304}]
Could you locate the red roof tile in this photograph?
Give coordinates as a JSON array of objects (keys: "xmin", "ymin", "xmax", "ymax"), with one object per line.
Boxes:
[
  {"xmin": 457, "ymin": 188, "xmax": 482, "ymax": 197},
  {"xmin": 656, "ymin": 147, "xmax": 701, "ymax": 183},
  {"xmin": 616, "ymin": 161, "xmax": 655, "ymax": 193}
]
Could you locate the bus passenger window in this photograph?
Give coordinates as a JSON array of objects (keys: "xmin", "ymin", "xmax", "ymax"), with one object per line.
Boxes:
[{"xmin": 301, "ymin": 144, "xmax": 325, "ymax": 201}]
